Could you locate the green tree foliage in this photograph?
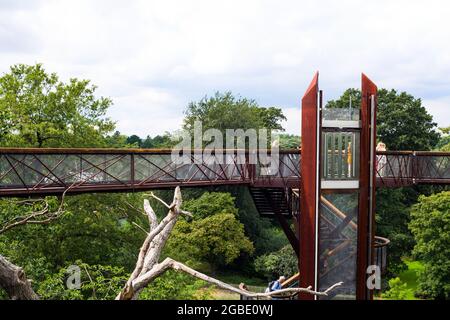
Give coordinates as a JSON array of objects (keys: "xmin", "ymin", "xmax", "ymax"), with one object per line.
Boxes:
[
  {"xmin": 325, "ymin": 88, "xmax": 361, "ymax": 109},
  {"xmin": 375, "ymin": 188, "xmax": 414, "ymax": 274},
  {"xmin": 169, "ymin": 214, "xmax": 254, "ymax": 269},
  {"xmin": 37, "ymin": 261, "xmax": 127, "ymax": 300},
  {"xmin": 180, "ymin": 92, "xmax": 289, "ymax": 274},
  {"xmin": 277, "ymin": 134, "xmax": 301, "ymax": 149},
  {"xmin": 0, "ymin": 65, "xmax": 145, "ymax": 299},
  {"xmin": 36, "ymin": 262, "xmax": 209, "ymax": 300},
  {"xmin": 382, "ymin": 277, "xmax": 409, "ymax": 300},
  {"xmin": 326, "ymin": 88, "xmax": 440, "ymax": 150},
  {"xmin": 254, "ymin": 245, "xmax": 297, "ymax": 280},
  {"xmin": 166, "ymin": 192, "xmax": 254, "ymax": 269},
  {"xmin": 0, "ymin": 64, "xmax": 114, "ymax": 147},
  {"xmin": 437, "ymin": 127, "xmax": 450, "ymax": 151},
  {"xmin": 409, "ymin": 191, "xmax": 450, "ymax": 299},
  {"xmin": 104, "ymin": 131, "xmax": 131, "ymax": 148},
  {"xmin": 226, "ymin": 187, "xmax": 288, "ymax": 257},
  {"xmin": 125, "ymin": 134, "xmax": 178, "ymax": 149},
  {"xmin": 182, "ymin": 192, "xmax": 238, "ymax": 219},
  {"xmin": 377, "ymin": 89, "xmax": 439, "ymax": 150},
  {"xmin": 183, "ymin": 91, "xmax": 286, "ymax": 147},
  {"xmin": 1, "ymin": 193, "xmax": 148, "ymax": 274},
  {"xmin": 126, "ymin": 134, "xmax": 143, "ymax": 147},
  {"xmin": 142, "ymin": 134, "xmax": 178, "ymax": 148},
  {"xmin": 139, "ymin": 270, "xmax": 211, "ymax": 300}
]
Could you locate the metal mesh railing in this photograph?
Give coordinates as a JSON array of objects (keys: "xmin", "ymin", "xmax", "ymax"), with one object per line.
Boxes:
[{"xmin": 1, "ymin": 148, "xmax": 450, "ymax": 196}]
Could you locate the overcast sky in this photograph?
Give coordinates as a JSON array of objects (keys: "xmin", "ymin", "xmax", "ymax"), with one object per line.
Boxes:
[{"xmin": 1, "ymin": 0, "xmax": 449, "ymax": 137}]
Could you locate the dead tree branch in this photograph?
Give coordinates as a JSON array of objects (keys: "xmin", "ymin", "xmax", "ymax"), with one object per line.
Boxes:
[
  {"xmin": 0, "ymin": 190, "xmax": 69, "ymax": 235},
  {"xmin": 117, "ymin": 187, "xmax": 342, "ymax": 300}
]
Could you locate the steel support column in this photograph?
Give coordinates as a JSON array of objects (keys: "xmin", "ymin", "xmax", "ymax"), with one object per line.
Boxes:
[
  {"xmin": 357, "ymin": 73, "xmax": 377, "ymax": 300},
  {"xmin": 299, "ymin": 72, "xmax": 320, "ymax": 300}
]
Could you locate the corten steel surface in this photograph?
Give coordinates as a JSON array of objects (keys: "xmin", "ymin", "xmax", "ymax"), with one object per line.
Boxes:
[
  {"xmin": 299, "ymin": 72, "xmax": 320, "ymax": 300},
  {"xmin": 357, "ymin": 73, "xmax": 377, "ymax": 300},
  {"xmin": 0, "ymin": 148, "xmax": 449, "ymax": 197}
]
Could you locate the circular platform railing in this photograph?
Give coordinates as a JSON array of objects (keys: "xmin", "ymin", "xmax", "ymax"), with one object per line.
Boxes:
[{"xmin": 374, "ymin": 236, "xmax": 390, "ymax": 274}]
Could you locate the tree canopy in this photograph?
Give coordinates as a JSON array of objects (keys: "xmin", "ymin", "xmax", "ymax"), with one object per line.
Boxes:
[
  {"xmin": 166, "ymin": 192, "xmax": 254, "ymax": 269},
  {"xmin": 326, "ymin": 88, "xmax": 440, "ymax": 150},
  {"xmin": 0, "ymin": 64, "xmax": 114, "ymax": 147},
  {"xmin": 409, "ymin": 191, "xmax": 450, "ymax": 299},
  {"xmin": 183, "ymin": 91, "xmax": 286, "ymax": 148}
]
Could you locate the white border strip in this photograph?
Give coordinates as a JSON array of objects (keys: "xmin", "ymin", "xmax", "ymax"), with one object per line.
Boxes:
[
  {"xmin": 314, "ymin": 91, "xmax": 320, "ymax": 298},
  {"xmin": 368, "ymin": 94, "xmax": 376, "ymax": 283},
  {"xmin": 321, "ymin": 180, "xmax": 359, "ymax": 189},
  {"xmin": 322, "ymin": 120, "xmax": 361, "ymax": 128}
]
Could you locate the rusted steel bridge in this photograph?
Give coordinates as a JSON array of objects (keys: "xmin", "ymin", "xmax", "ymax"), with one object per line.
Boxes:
[
  {"xmin": 1, "ymin": 146, "xmax": 448, "ymax": 267},
  {"xmin": 0, "ymin": 148, "xmax": 449, "ymax": 198}
]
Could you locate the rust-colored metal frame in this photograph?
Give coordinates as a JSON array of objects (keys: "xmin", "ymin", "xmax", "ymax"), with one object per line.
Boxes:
[
  {"xmin": 299, "ymin": 72, "xmax": 320, "ymax": 300},
  {"xmin": 0, "ymin": 148, "xmax": 301, "ymax": 197},
  {"xmin": 357, "ymin": 74, "xmax": 378, "ymax": 300},
  {"xmin": 1, "ymin": 147, "xmax": 450, "ymax": 198}
]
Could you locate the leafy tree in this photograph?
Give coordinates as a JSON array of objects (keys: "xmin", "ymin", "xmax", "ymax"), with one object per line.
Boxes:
[
  {"xmin": 326, "ymin": 88, "xmax": 361, "ymax": 109},
  {"xmin": 183, "ymin": 91, "xmax": 286, "ymax": 148},
  {"xmin": 104, "ymin": 131, "xmax": 131, "ymax": 147},
  {"xmin": 0, "ymin": 64, "xmax": 114, "ymax": 147},
  {"xmin": 37, "ymin": 261, "xmax": 128, "ymax": 300},
  {"xmin": 277, "ymin": 134, "xmax": 301, "ymax": 149},
  {"xmin": 382, "ymin": 277, "xmax": 409, "ymax": 300},
  {"xmin": 377, "ymin": 89, "xmax": 440, "ymax": 150},
  {"xmin": 375, "ymin": 188, "xmax": 414, "ymax": 274},
  {"xmin": 0, "ymin": 65, "xmax": 143, "ymax": 299},
  {"xmin": 409, "ymin": 191, "xmax": 450, "ymax": 299},
  {"xmin": 326, "ymin": 88, "xmax": 440, "ymax": 150},
  {"xmin": 167, "ymin": 193, "xmax": 254, "ymax": 269},
  {"xmin": 140, "ymin": 270, "xmax": 211, "ymax": 300},
  {"xmin": 254, "ymin": 245, "xmax": 297, "ymax": 280},
  {"xmin": 180, "ymin": 92, "xmax": 289, "ymax": 274},
  {"xmin": 36, "ymin": 262, "xmax": 210, "ymax": 300},
  {"xmin": 141, "ymin": 134, "xmax": 177, "ymax": 148},
  {"xmin": 126, "ymin": 134, "xmax": 142, "ymax": 147},
  {"xmin": 437, "ymin": 127, "xmax": 450, "ymax": 151},
  {"xmin": 183, "ymin": 192, "xmax": 238, "ymax": 219},
  {"xmin": 167, "ymin": 207, "xmax": 254, "ymax": 269},
  {"xmin": 229, "ymin": 187, "xmax": 288, "ymax": 257}
]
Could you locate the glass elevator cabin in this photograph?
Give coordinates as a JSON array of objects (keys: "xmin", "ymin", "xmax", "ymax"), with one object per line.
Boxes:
[{"xmin": 299, "ymin": 73, "xmax": 377, "ymax": 300}]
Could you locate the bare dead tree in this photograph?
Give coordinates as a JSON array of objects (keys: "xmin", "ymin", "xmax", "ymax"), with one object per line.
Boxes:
[
  {"xmin": 0, "ymin": 186, "xmax": 342, "ymax": 300},
  {"xmin": 117, "ymin": 187, "xmax": 343, "ymax": 300},
  {"xmin": 0, "ymin": 255, "xmax": 39, "ymax": 300}
]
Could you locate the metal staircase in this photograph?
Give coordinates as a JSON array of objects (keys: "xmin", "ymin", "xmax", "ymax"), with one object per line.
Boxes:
[{"xmin": 249, "ymin": 187, "xmax": 293, "ymax": 217}]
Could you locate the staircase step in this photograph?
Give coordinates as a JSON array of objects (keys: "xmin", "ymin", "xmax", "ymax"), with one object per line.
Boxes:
[{"xmin": 249, "ymin": 187, "xmax": 292, "ymax": 217}]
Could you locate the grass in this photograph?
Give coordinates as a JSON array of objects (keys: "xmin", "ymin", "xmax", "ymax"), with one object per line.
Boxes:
[
  {"xmin": 215, "ymin": 271, "xmax": 267, "ymax": 287},
  {"xmin": 397, "ymin": 259, "xmax": 425, "ymax": 300},
  {"xmin": 210, "ymin": 289, "xmax": 241, "ymax": 300},
  {"xmin": 209, "ymin": 271, "xmax": 267, "ymax": 300}
]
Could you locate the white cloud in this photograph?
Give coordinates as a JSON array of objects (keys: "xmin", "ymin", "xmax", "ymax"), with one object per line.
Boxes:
[
  {"xmin": 0, "ymin": 0, "xmax": 449, "ymax": 136},
  {"xmin": 280, "ymin": 107, "xmax": 301, "ymax": 135},
  {"xmin": 423, "ymin": 97, "xmax": 450, "ymax": 129}
]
